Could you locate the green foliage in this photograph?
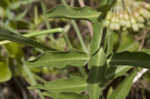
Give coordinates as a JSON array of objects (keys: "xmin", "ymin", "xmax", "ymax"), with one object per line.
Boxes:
[
  {"xmin": 88, "ymin": 48, "xmax": 106, "ymax": 99},
  {"xmin": 0, "ymin": 0, "xmax": 150, "ymax": 99},
  {"xmin": 0, "ymin": 62, "xmax": 12, "ymax": 82},
  {"xmin": 5, "ymin": 42, "xmax": 23, "ymax": 58},
  {"xmin": 43, "ymin": 91, "xmax": 88, "ymax": 99},
  {"xmin": 31, "ymin": 76, "xmax": 87, "ymax": 94},
  {"xmin": 0, "ymin": 29, "xmax": 52, "ymax": 51},
  {"xmin": 109, "ymin": 51, "xmax": 150, "ymax": 68},
  {"xmin": 47, "ymin": 5, "xmax": 101, "ymax": 22},
  {"xmin": 27, "ymin": 51, "xmax": 89, "ymax": 69},
  {"xmin": 107, "ymin": 70, "xmax": 137, "ymax": 99},
  {"xmin": 105, "ymin": 66, "xmax": 132, "ymax": 80},
  {"xmin": 117, "ymin": 32, "xmax": 139, "ymax": 52}
]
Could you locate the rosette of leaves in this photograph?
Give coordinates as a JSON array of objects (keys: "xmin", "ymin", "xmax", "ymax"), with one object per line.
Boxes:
[{"xmin": 104, "ymin": 0, "xmax": 150, "ymax": 31}]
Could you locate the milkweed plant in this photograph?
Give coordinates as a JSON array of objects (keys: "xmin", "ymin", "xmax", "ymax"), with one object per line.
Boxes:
[{"xmin": 0, "ymin": 0, "xmax": 150, "ymax": 99}]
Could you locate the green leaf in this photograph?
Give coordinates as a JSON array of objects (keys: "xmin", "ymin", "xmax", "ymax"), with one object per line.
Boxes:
[
  {"xmin": 43, "ymin": 92, "xmax": 88, "ymax": 99},
  {"xmin": 109, "ymin": 51, "xmax": 150, "ymax": 68},
  {"xmin": 0, "ymin": 62, "xmax": 12, "ymax": 82},
  {"xmin": 107, "ymin": 87, "xmax": 113, "ymax": 99},
  {"xmin": 90, "ymin": 21, "xmax": 104, "ymax": 55},
  {"xmin": 142, "ymin": 48, "xmax": 150, "ymax": 55},
  {"xmin": 117, "ymin": 32, "xmax": 139, "ymax": 52},
  {"xmin": 31, "ymin": 76, "xmax": 87, "ymax": 94},
  {"xmin": 105, "ymin": 66, "xmax": 131, "ymax": 80},
  {"xmin": 0, "ymin": 29, "xmax": 52, "ymax": 51},
  {"xmin": 107, "ymin": 70, "xmax": 137, "ymax": 99},
  {"xmin": 5, "ymin": 42, "xmax": 23, "ymax": 58},
  {"xmin": 27, "ymin": 51, "xmax": 89, "ymax": 68},
  {"xmin": 105, "ymin": 29, "xmax": 114, "ymax": 56},
  {"xmin": 50, "ymin": 37, "xmax": 66, "ymax": 51},
  {"xmin": 47, "ymin": 5, "xmax": 101, "ymax": 22}
]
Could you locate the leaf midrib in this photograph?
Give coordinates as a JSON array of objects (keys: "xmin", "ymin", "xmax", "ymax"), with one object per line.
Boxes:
[
  {"xmin": 37, "ymin": 57, "xmax": 89, "ymax": 63},
  {"xmin": 46, "ymin": 83, "xmax": 87, "ymax": 90}
]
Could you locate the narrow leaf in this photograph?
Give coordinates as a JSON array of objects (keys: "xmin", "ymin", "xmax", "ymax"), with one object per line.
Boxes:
[
  {"xmin": 43, "ymin": 92, "xmax": 88, "ymax": 99},
  {"xmin": 27, "ymin": 51, "xmax": 89, "ymax": 68},
  {"xmin": 109, "ymin": 51, "xmax": 150, "ymax": 68},
  {"xmin": 31, "ymin": 76, "xmax": 87, "ymax": 94},
  {"xmin": 0, "ymin": 29, "xmax": 52, "ymax": 51},
  {"xmin": 105, "ymin": 29, "xmax": 114, "ymax": 56},
  {"xmin": 47, "ymin": 5, "xmax": 101, "ymax": 22},
  {"xmin": 90, "ymin": 21, "xmax": 104, "ymax": 55},
  {"xmin": 105, "ymin": 66, "xmax": 131, "ymax": 80},
  {"xmin": 108, "ymin": 70, "xmax": 137, "ymax": 99}
]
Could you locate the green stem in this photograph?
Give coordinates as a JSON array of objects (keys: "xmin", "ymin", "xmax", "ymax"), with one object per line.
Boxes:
[
  {"xmin": 63, "ymin": 24, "xmax": 73, "ymax": 49},
  {"xmin": 34, "ymin": 6, "xmax": 39, "ymax": 26},
  {"xmin": 71, "ymin": 20, "xmax": 88, "ymax": 53},
  {"xmin": 41, "ymin": 2, "xmax": 51, "ymax": 29},
  {"xmin": 61, "ymin": 0, "xmax": 69, "ymax": 7},
  {"xmin": 88, "ymin": 21, "xmax": 105, "ymax": 99},
  {"xmin": 24, "ymin": 28, "xmax": 63, "ymax": 37},
  {"xmin": 23, "ymin": 61, "xmax": 45, "ymax": 99},
  {"xmin": 61, "ymin": 0, "xmax": 88, "ymax": 53},
  {"xmin": 41, "ymin": 2, "xmax": 55, "ymax": 41},
  {"xmin": 90, "ymin": 22, "xmax": 104, "ymax": 55},
  {"xmin": 33, "ymin": 73, "xmax": 47, "ymax": 84},
  {"xmin": 0, "ymin": 28, "xmax": 63, "ymax": 45}
]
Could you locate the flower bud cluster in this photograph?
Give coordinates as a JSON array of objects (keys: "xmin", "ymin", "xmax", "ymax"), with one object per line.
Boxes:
[{"xmin": 104, "ymin": 0, "xmax": 150, "ymax": 31}]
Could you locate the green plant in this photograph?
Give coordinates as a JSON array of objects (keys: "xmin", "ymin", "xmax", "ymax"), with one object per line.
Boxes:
[{"xmin": 0, "ymin": 0, "xmax": 150, "ymax": 99}]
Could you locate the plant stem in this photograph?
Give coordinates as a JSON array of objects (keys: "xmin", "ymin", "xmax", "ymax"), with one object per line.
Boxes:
[
  {"xmin": 41, "ymin": 2, "xmax": 55, "ymax": 41},
  {"xmin": 41, "ymin": 2, "xmax": 51, "ymax": 29},
  {"xmin": 61, "ymin": 0, "xmax": 69, "ymax": 7},
  {"xmin": 34, "ymin": 6, "xmax": 39, "ymax": 26},
  {"xmin": 63, "ymin": 24, "xmax": 73, "ymax": 49},
  {"xmin": 71, "ymin": 20, "xmax": 88, "ymax": 53},
  {"xmin": 0, "ymin": 40, "xmax": 10, "ymax": 45},
  {"xmin": 0, "ymin": 28, "xmax": 63, "ymax": 45},
  {"xmin": 33, "ymin": 73, "xmax": 47, "ymax": 83},
  {"xmin": 23, "ymin": 61, "xmax": 45, "ymax": 99},
  {"xmin": 61, "ymin": 0, "xmax": 88, "ymax": 53},
  {"xmin": 78, "ymin": 0, "xmax": 93, "ymax": 37},
  {"xmin": 88, "ymin": 21, "xmax": 105, "ymax": 99},
  {"xmin": 24, "ymin": 28, "xmax": 63, "ymax": 37}
]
